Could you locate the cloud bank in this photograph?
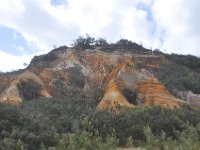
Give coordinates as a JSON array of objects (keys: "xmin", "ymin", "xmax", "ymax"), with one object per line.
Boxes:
[{"xmin": 0, "ymin": 0, "xmax": 200, "ymax": 71}]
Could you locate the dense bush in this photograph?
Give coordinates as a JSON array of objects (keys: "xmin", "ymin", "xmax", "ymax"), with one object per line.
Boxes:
[
  {"xmin": 166, "ymin": 54, "xmax": 200, "ymax": 72},
  {"xmin": 72, "ymin": 35, "xmax": 151, "ymax": 55},
  {"xmin": 156, "ymin": 54, "xmax": 200, "ymax": 95},
  {"xmin": 72, "ymin": 35, "xmax": 109, "ymax": 50},
  {"xmin": 0, "ymin": 95, "xmax": 97, "ymax": 150},
  {"xmin": 72, "ymin": 34, "xmax": 95, "ymax": 49},
  {"xmin": 89, "ymin": 105, "xmax": 200, "ymax": 146},
  {"xmin": 0, "ymin": 98, "xmax": 200, "ymax": 149},
  {"xmin": 29, "ymin": 51, "xmax": 57, "ymax": 68},
  {"xmin": 121, "ymin": 86, "xmax": 137, "ymax": 105},
  {"xmin": 95, "ymin": 38, "xmax": 109, "ymax": 47},
  {"xmin": 68, "ymin": 65, "xmax": 85, "ymax": 88},
  {"xmin": 114, "ymin": 39, "xmax": 150, "ymax": 54},
  {"xmin": 17, "ymin": 79, "xmax": 42, "ymax": 100},
  {"xmin": 153, "ymin": 61, "xmax": 200, "ymax": 94}
]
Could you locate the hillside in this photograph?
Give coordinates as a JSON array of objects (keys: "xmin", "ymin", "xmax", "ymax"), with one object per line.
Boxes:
[
  {"xmin": 0, "ymin": 41, "xmax": 193, "ymax": 111},
  {"xmin": 0, "ymin": 38, "xmax": 200, "ymax": 149},
  {"xmin": 1, "ymin": 38, "xmax": 200, "ymax": 110}
]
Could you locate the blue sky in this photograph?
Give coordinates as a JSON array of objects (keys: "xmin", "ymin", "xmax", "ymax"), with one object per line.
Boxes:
[
  {"xmin": 0, "ymin": 26, "xmax": 36, "ymax": 55},
  {"xmin": 0, "ymin": 0, "xmax": 200, "ymax": 72},
  {"xmin": 51, "ymin": 0, "xmax": 67, "ymax": 6}
]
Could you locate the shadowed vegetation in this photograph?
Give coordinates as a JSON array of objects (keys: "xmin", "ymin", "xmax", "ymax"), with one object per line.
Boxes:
[{"xmin": 0, "ymin": 95, "xmax": 200, "ymax": 149}]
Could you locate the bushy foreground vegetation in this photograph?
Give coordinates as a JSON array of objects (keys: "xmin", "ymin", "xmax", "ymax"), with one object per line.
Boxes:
[{"xmin": 0, "ymin": 94, "xmax": 200, "ymax": 150}]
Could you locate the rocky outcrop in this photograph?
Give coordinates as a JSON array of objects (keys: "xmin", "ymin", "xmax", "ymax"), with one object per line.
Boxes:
[
  {"xmin": 176, "ymin": 90, "xmax": 200, "ymax": 108},
  {"xmin": 185, "ymin": 91, "xmax": 200, "ymax": 107},
  {"xmin": 0, "ymin": 47, "xmax": 186, "ymax": 110},
  {"xmin": 96, "ymin": 80, "xmax": 134, "ymax": 113},
  {"xmin": 133, "ymin": 55, "xmax": 167, "ymax": 68},
  {"xmin": 138, "ymin": 79, "xmax": 183, "ymax": 108},
  {"xmin": 0, "ymin": 71, "xmax": 51, "ymax": 104},
  {"xmin": 0, "ymin": 83, "xmax": 22, "ymax": 105}
]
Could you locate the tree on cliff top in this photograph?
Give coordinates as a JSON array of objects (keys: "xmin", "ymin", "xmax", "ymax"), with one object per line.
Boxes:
[
  {"xmin": 72, "ymin": 34, "xmax": 95, "ymax": 49},
  {"xmin": 72, "ymin": 35, "xmax": 109, "ymax": 49}
]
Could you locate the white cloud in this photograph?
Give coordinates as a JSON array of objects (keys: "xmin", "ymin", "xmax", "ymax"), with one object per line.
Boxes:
[
  {"xmin": 152, "ymin": 0, "xmax": 200, "ymax": 55},
  {"xmin": 0, "ymin": 0, "xmax": 200, "ymax": 71},
  {"xmin": 0, "ymin": 48, "xmax": 50, "ymax": 72},
  {"xmin": 0, "ymin": 1, "xmax": 25, "ymax": 23},
  {"xmin": 0, "ymin": 50, "xmax": 33, "ymax": 72},
  {"xmin": 0, "ymin": 0, "xmax": 155, "ymax": 49}
]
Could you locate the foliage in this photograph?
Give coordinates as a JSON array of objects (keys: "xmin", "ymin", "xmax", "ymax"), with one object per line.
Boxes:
[
  {"xmin": 89, "ymin": 105, "xmax": 200, "ymax": 147},
  {"xmin": 56, "ymin": 130, "xmax": 118, "ymax": 150},
  {"xmin": 116, "ymin": 39, "xmax": 133, "ymax": 46},
  {"xmin": 17, "ymin": 79, "xmax": 42, "ymax": 100},
  {"xmin": 29, "ymin": 51, "xmax": 57, "ymax": 67},
  {"xmin": 153, "ymin": 61, "xmax": 200, "ymax": 94},
  {"xmin": 114, "ymin": 39, "xmax": 150, "ymax": 54},
  {"xmin": 52, "ymin": 45, "xmax": 68, "ymax": 52},
  {"xmin": 72, "ymin": 34, "xmax": 95, "ymax": 49},
  {"xmin": 72, "ymin": 36, "xmax": 151, "ymax": 55},
  {"xmin": 0, "ymin": 89, "xmax": 200, "ymax": 149},
  {"xmin": 143, "ymin": 125, "xmax": 200, "ymax": 150},
  {"xmin": 155, "ymin": 53, "xmax": 200, "ymax": 95},
  {"xmin": 50, "ymin": 79, "xmax": 68, "ymax": 98},
  {"xmin": 121, "ymin": 86, "xmax": 137, "ymax": 105},
  {"xmin": 95, "ymin": 38, "xmax": 109, "ymax": 47},
  {"xmin": 68, "ymin": 65, "xmax": 85, "ymax": 88},
  {"xmin": 166, "ymin": 54, "xmax": 200, "ymax": 72},
  {"xmin": 72, "ymin": 35, "xmax": 109, "ymax": 49}
]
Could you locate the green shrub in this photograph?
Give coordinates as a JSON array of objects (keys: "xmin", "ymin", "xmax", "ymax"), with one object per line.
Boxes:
[
  {"xmin": 68, "ymin": 65, "xmax": 85, "ymax": 88},
  {"xmin": 121, "ymin": 86, "xmax": 137, "ymax": 105},
  {"xmin": 166, "ymin": 54, "xmax": 200, "ymax": 72},
  {"xmin": 0, "ymin": 97, "xmax": 200, "ymax": 149},
  {"xmin": 17, "ymin": 79, "xmax": 42, "ymax": 100},
  {"xmin": 153, "ymin": 61, "xmax": 200, "ymax": 94},
  {"xmin": 95, "ymin": 38, "xmax": 109, "ymax": 47},
  {"xmin": 72, "ymin": 34, "xmax": 95, "ymax": 49}
]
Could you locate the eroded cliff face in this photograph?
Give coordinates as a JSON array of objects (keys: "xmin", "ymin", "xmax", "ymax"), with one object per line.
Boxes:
[
  {"xmin": 0, "ymin": 47, "xmax": 184, "ymax": 110},
  {"xmin": 0, "ymin": 71, "xmax": 51, "ymax": 105},
  {"xmin": 138, "ymin": 79, "xmax": 182, "ymax": 108},
  {"xmin": 96, "ymin": 80, "xmax": 134, "ymax": 113}
]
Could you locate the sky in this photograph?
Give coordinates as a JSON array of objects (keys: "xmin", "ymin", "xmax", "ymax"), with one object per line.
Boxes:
[{"xmin": 0, "ymin": 0, "xmax": 200, "ymax": 72}]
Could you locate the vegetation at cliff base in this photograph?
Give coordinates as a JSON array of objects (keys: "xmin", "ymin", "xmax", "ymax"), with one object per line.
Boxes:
[{"xmin": 0, "ymin": 95, "xmax": 200, "ymax": 150}]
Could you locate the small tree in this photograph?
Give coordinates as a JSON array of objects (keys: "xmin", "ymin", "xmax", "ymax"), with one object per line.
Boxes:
[
  {"xmin": 95, "ymin": 38, "xmax": 108, "ymax": 47},
  {"xmin": 72, "ymin": 34, "xmax": 95, "ymax": 49}
]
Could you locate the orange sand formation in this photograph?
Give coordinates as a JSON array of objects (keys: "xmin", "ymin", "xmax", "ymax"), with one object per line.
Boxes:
[
  {"xmin": 97, "ymin": 80, "xmax": 134, "ymax": 112},
  {"xmin": 138, "ymin": 79, "xmax": 183, "ymax": 108},
  {"xmin": 0, "ymin": 48, "xmax": 185, "ymax": 111}
]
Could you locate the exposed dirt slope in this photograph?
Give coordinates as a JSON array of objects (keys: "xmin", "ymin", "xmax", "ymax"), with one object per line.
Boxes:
[
  {"xmin": 138, "ymin": 79, "xmax": 183, "ymax": 108},
  {"xmin": 0, "ymin": 71, "xmax": 51, "ymax": 104},
  {"xmin": 0, "ymin": 47, "xmax": 184, "ymax": 110}
]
